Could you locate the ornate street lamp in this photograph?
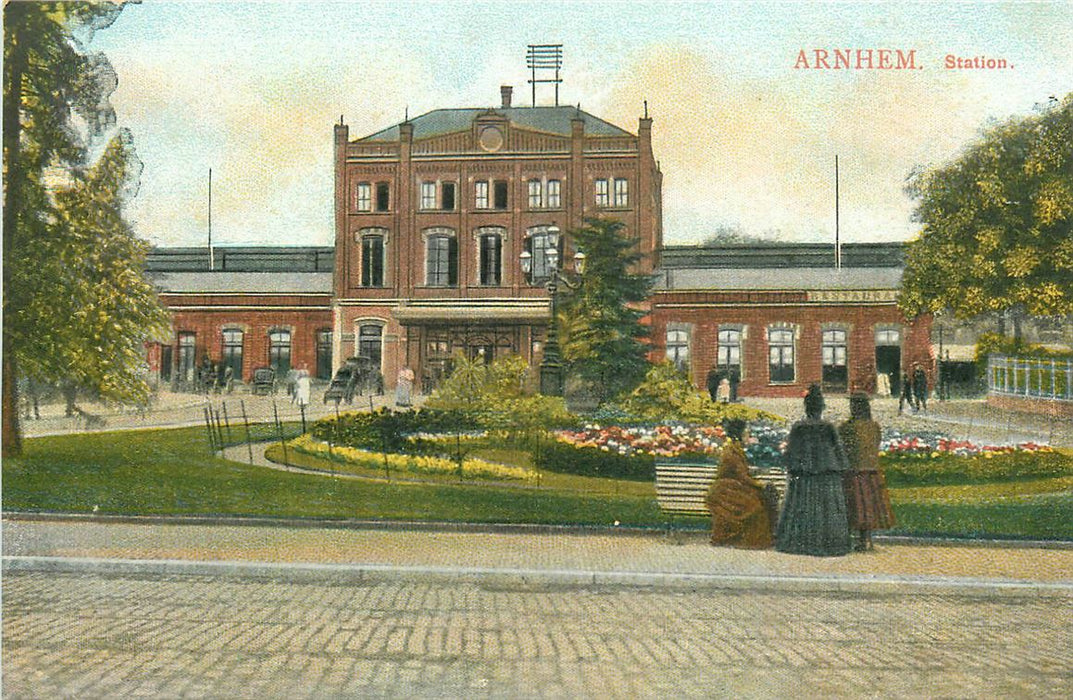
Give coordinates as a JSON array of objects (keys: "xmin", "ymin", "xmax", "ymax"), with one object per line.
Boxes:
[{"xmin": 520, "ymin": 226, "xmax": 585, "ymax": 396}]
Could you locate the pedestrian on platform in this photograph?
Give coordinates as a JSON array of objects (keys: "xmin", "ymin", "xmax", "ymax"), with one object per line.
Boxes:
[
  {"xmin": 912, "ymin": 363, "xmax": 928, "ymax": 411},
  {"xmin": 396, "ymin": 366, "xmax": 415, "ymax": 407},
  {"xmin": 294, "ymin": 368, "xmax": 311, "ymax": 408},
  {"xmin": 716, "ymin": 376, "xmax": 731, "ymax": 404},
  {"xmin": 706, "ymin": 367, "xmax": 723, "ymax": 402},
  {"xmin": 898, "ymin": 370, "xmax": 913, "ymax": 414},
  {"xmin": 706, "ymin": 418, "xmax": 775, "ymax": 549},
  {"xmin": 774, "ymin": 384, "xmax": 852, "ymax": 557},
  {"xmin": 839, "ymin": 393, "xmax": 895, "ymax": 552}
]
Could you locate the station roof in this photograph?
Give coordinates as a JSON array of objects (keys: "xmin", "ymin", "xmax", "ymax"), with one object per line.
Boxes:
[
  {"xmin": 358, "ymin": 106, "xmax": 633, "ymax": 142},
  {"xmin": 150, "ymin": 271, "xmax": 333, "ymax": 295}
]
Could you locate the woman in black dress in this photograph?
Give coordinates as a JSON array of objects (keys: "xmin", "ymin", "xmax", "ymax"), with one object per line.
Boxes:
[{"xmin": 775, "ymin": 384, "xmax": 852, "ymax": 557}]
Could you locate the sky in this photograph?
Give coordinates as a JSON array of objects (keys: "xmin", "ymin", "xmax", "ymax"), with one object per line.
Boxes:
[{"xmin": 90, "ymin": 0, "xmax": 1073, "ymax": 248}]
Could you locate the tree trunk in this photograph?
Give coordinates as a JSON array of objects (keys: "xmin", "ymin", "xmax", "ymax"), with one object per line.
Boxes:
[
  {"xmin": 2, "ymin": 8, "xmax": 26, "ymax": 457},
  {"xmin": 2, "ymin": 355, "xmax": 23, "ymax": 457}
]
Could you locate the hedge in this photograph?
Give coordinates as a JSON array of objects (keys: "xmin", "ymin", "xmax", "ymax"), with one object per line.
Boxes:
[{"xmin": 532, "ymin": 440, "xmax": 655, "ymax": 481}]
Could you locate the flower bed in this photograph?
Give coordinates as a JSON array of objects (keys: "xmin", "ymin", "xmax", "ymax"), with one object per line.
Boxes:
[
  {"xmin": 555, "ymin": 424, "xmax": 726, "ymax": 459},
  {"xmin": 879, "ymin": 429, "xmax": 1053, "ymax": 458},
  {"xmin": 552, "ymin": 422, "xmax": 1057, "ymax": 472},
  {"xmin": 288, "ymin": 434, "xmax": 538, "ymax": 483}
]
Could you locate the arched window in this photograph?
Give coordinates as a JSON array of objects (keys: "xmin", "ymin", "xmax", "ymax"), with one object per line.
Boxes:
[
  {"xmin": 268, "ymin": 329, "xmax": 291, "ymax": 374},
  {"xmin": 768, "ymin": 328, "xmax": 795, "ymax": 383},
  {"xmin": 425, "ymin": 229, "xmax": 458, "ymax": 287},
  {"xmin": 221, "ymin": 329, "xmax": 244, "ymax": 381},
  {"xmin": 666, "ymin": 328, "xmax": 690, "ymax": 371},
  {"xmin": 358, "ymin": 324, "xmax": 383, "ymax": 369},
  {"xmin": 315, "ymin": 329, "xmax": 333, "ymax": 380},
  {"xmin": 718, "ymin": 328, "xmax": 743, "ymax": 371},
  {"xmin": 524, "ymin": 226, "xmax": 560, "ymax": 284},
  {"xmin": 361, "ymin": 234, "xmax": 385, "ymax": 287},
  {"xmin": 479, "ymin": 232, "xmax": 502, "ymax": 286},
  {"xmin": 822, "ymin": 329, "xmax": 848, "ymax": 391}
]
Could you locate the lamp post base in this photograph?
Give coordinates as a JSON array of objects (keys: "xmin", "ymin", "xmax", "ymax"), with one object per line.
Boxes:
[{"xmin": 539, "ymin": 361, "xmax": 563, "ymax": 397}]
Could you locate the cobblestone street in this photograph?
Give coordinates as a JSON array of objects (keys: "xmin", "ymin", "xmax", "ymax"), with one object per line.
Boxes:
[{"xmin": 4, "ymin": 569, "xmax": 1071, "ymax": 698}]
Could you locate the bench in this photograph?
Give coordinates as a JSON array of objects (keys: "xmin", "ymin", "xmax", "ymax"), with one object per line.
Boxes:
[{"xmin": 655, "ymin": 461, "xmax": 786, "ymax": 515}]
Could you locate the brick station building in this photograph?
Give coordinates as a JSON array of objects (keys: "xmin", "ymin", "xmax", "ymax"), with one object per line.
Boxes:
[
  {"xmin": 146, "ymin": 247, "xmax": 334, "ymax": 387},
  {"xmin": 650, "ymin": 243, "xmax": 933, "ymax": 397},
  {"xmin": 331, "ymin": 86, "xmax": 662, "ymax": 389},
  {"xmin": 145, "ymin": 86, "xmax": 933, "ymax": 398}
]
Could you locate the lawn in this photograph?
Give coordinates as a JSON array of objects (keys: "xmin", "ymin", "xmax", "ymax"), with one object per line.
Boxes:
[
  {"xmin": 4, "ymin": 427, "xmax": 1071, "ymax": 539},
  {"xmin": 2, "ymin": 427, "xmax": 685, "ymax": 527}
]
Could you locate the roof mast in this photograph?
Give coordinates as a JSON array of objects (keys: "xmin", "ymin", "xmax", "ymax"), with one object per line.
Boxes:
[{"xmin": 527, "ymin": 44, "xmax": 563, "ymax": 107}]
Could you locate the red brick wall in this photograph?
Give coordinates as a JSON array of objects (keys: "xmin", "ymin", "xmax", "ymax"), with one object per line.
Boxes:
[
  {"xmin": 650, "ymin": 295, "xmax": 933, "ymax": 397},
  {"xmin": 160, "ymin": 297, "xmax": 332, "ymax": 382}
]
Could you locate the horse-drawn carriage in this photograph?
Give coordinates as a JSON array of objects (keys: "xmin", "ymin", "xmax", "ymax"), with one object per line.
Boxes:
[{"xmin": 323, "ymin": 356, "xmax": 379, "ymax": 405}]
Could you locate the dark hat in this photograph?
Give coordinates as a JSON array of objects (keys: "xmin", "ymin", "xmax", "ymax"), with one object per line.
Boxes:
[{"xmin": 849, "ymin": 392, "xmax": 872, "ymax": 420}]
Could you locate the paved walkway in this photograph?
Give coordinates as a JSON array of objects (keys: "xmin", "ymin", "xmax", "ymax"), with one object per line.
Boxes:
[
  {"xmin": 4, "ymin": 518, "xmax": 1071, "ymax": 594},
  {"xmin": 4, "ymin": 567, "xmax": 1070, "ymax": 698},
  {"xmin": 20, "ymin": 387, "xmax": 406, "ymax": 438},
  {"xmin": 3, "ymin": 519, "xmax": 1071, "ymax": 698}
]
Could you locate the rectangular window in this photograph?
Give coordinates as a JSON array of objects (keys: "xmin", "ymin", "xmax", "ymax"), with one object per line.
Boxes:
[
  {"xmin": 475, "ymin": 181, "xmax": 489, "ymax": 209},
  {"xmin": 361, "ymin": 235, "xmax": 384, "ymax": 287},
  {"xmin": 441, "ymin": 182, "xmax": 456, "ymax": 211},
  {"xmin": 493, "ymin": 180, "xmax": 508, "ymax": 209},
  {"xmin": 822, "ymin": 329, "xmax": 848, "ymax": 392},
  {"xmin": 526, "ymin": 232, "xmax": 554, "ymax": 283},
  {"xmin": 595, "ymin": 178, "xmax": 609, "ymax": 207},
  {"xmin": 420, "ymin": 182, "xmax": 436, "ymax": 209},
  {"xmin": 269, "ymin": 330, "xmax": 292, "ymax": 375},
  {"xmin": 315, "ymin": 329, "xmax": 333, "ymax": 380},
  {"xmin": 768, "ymin": 329, "xmax": 795, "ymax": 383},
  {"xmin": 666, "ymin": 329, "xmax": 690, "ymax": 372},
  {"xmin": 547, "ymin": 179, "xmax": 561, "ymax": 208},
  {"xmin": 479, "ymin": 234, "xmax": 502, "ymax": 286},
  {"xmin": 718, "ymin": 329, "xmax": 742, "ymax": 369},
  {"xmin": 358, "ymin": 325, "xmax": 382, "ymax": 368},
  {"xmin": 426, "ymin": 236, "xmax": 458, "ymax": 286},
  {"xmin": 528, "ymin": 180, "xmax": 542, "ymax": 209},
  {"xmin": 178, "ymin": 332, "xmax": 197, "ymax": 385},
  {"xmin": 355, "ymin": 183, "xmax": 371, "ymax": 211},
  {"xmin": 222, "ymin": 329, "xmax": 243, "ymax": 382},
  {"xmin": 375, "ymin": 182, "xmax": 390, "ymax": 211},
  {"xmin": 613, "ymin": 178, "xmax": 629, "ymax": 207}
]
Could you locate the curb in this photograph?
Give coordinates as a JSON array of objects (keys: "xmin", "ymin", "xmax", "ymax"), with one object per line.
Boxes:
[
  {"xmin": 5, "ymin": 555, "xmax": 1071, "ymax": 598},
  {"xmin": 4, "ymin": 511, "xmax": 1072, "ymax": 550}
]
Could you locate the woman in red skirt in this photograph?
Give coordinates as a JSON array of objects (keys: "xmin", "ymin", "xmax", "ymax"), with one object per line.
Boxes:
[{"xmin": 839, "ymin": 393, "xmax": 896, "ymax": 551}]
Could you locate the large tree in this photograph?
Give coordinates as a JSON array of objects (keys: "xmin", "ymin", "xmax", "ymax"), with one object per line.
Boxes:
[
  {"xmin": 3, "ymin": 2, "xmax": 169, "ymax": 456},
  {"xmin": 558, "ymin": 218, "xmax": 653, "ymax": 403},
  {"xmin": 899, "ymin": 94, "xmax": 1073, "ymax": 332}
]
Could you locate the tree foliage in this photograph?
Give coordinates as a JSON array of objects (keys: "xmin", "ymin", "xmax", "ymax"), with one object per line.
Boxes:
[
  {"xmin": 3, "ymin": 2, "xmax": 169, "ymax": 455},
  {"xmin": 423, "ymin": 353, "xmax": 576, "ymax": 435},
  {"xmin": 899, "ymin": 95, "xmax": 1073, "ymax": 322},
  {"xmin": 558, "ymin": 218, "xmax": 653, "ymax": 402}
]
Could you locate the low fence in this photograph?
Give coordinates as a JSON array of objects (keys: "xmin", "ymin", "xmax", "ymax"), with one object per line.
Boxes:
[
  {"xmin": 987, "ymin": 355, "xmax": 1073, "ymax": 401},
  {"xmin": 201, "ymin": 399, "xmax": 307, "ymax": 463}
]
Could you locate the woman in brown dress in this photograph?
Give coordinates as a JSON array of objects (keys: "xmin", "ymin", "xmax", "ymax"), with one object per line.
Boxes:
[
  {"xmin": 706, "ymin": 419, "xmax": 774, "ymax": 549},
  {"xmin": 839, "ymin": 393, "xmax": 896, "ymax": 551}
]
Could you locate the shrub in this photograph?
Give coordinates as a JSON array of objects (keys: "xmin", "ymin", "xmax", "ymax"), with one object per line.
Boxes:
[
  {"xmin": 611, "ymin": 362, "xmax": 781, "ymax": 424},
  {"xmin": 311, "ymin": 407, "xmax": 479, "ymax": 453},
  {"xmin": 532, "ymin": 439, "xmax": 655, "ymax": 481},
  {"xmin": 424, "ymin": 353, "xmax": 578, "ymax": 433}
]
